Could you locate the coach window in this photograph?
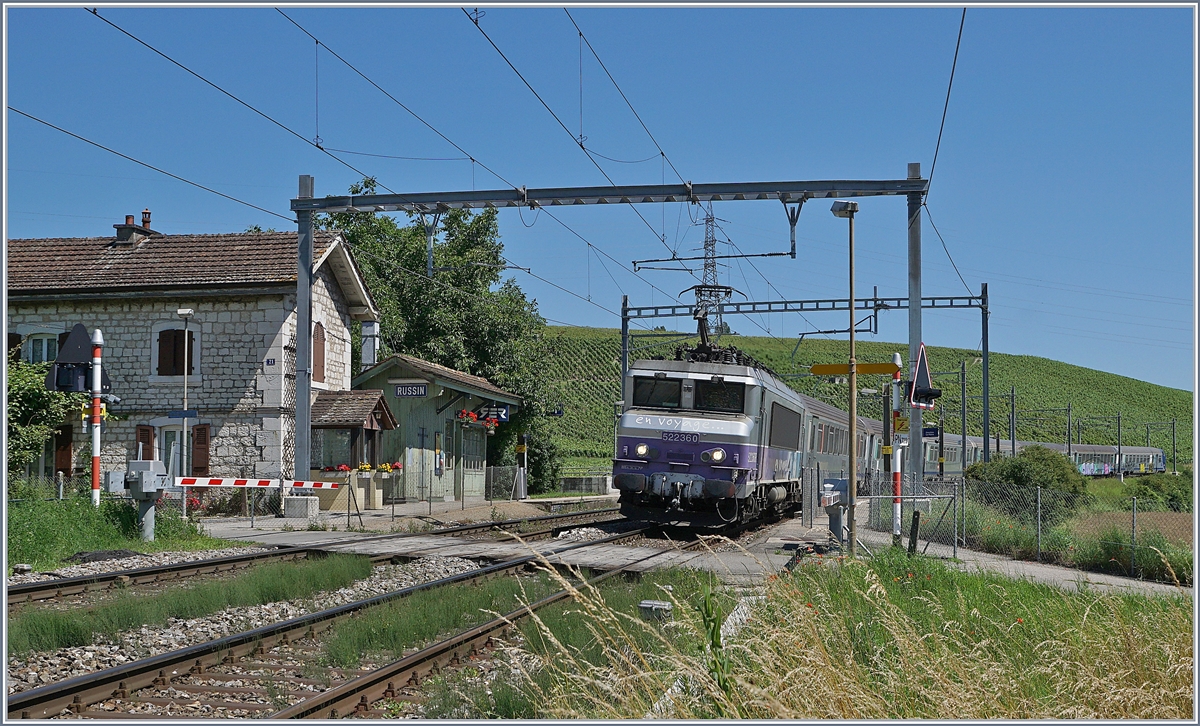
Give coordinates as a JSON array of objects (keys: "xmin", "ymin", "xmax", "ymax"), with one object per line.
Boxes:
[
  {"xmin": 632, "ymin": 376, "xmax": 682, "ymax": 409},
  {"xmin": 695, "ymin": 380, "xmax": 745, "ymax": 413}
]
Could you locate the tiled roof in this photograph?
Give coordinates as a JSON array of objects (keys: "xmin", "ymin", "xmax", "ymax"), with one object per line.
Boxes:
[
  {"xmin": 6, "ymin": 230, "xmax": 340, "ymax": 293},
  {"xmin": 390, "ymin": 354, "xmax": 518, "ymax": 401},
  {"xmin": 357, "ymin": 354, "xmax": 520, "ymax": 403},
  {"xmin": 311, "ymin": 389, "xmax": 397, "ymax": 430}
]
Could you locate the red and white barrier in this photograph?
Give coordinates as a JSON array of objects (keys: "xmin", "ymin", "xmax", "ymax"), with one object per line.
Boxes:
[
  {"xmin": 175, "ymin": 478, "xmax": 278, "ymax": 488},
  {"xmin": 171, "ymin": 478, "xmax": 341, "ymax": 489},
  {"xmin": 289, "ymin": 480, "xmax": 340, "ymax": 489}
]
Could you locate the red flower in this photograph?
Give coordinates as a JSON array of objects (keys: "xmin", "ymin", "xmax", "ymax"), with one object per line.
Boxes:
[
  {"xmin": 806, "ymin": 602, "xmax": 814, "ymax": 608},
  {"xmin": 1017, "ymin": 618, "xmax": 1024, "ymax": 624},
  {"xmin": 907, "ymin": 572, "xmax": 914, "ymax": 578}
]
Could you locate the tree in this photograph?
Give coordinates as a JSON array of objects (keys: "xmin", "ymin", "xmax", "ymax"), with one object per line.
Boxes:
[
  {"xmin": 6, "ymin": 355, "xmax": 84, "ymax": 476},
  {"xmin": 317, "ymin": 178, "xmax": 562, "ymax": 490}
]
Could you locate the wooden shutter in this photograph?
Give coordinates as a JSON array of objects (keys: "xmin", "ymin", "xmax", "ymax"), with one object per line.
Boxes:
[
  {"xmin": 135, "ymin": 425, "xmax": 155, "ymax": 461},
  {"xmin": 7, "ymin": 333, "xmax": 21, "ymax": 359},
  {"xmin": 157, "ymin": 330, "xmax": 176, "ymax": 375},
  {"xmin": 191, "ymin": 424, "xmax": 211, "ymax": 476},
  {"xmin": 54, "ymin": 425, "xmax": 73, "ymax": 475},
  {"xmin": 57, "ymin": 331, "xmax": 70, "ymax": 353},
  {"xmin": 312, "ymin": 323, "xmax": 325, "ymax": 383},
  {"xmin": 185, "ymin": 330, "xmax": 195, "ymax": 375}
]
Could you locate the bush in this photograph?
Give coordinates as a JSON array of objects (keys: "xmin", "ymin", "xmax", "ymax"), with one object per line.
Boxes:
[
  {"xmin": 965, "ymin": 445, "xmax": 1088, "ymax": 494},
  {"xmin": 1123, "ymin": 474, "xmax": 1193, "ymax": 512}
]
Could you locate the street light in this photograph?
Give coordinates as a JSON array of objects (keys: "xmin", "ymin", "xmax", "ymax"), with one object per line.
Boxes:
[
  {"xmin": 831, "ymin": 200, "xmax": 858, "ymax": 556},
  {"xmin": 177, "ymin": 309, "xmax": 194, "ymax": 486}
]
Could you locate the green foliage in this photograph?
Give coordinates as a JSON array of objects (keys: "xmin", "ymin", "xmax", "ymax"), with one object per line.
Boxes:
[
  {"xmin": 695, "ymin": 583, "xmax": 734, "ymax": 711},
  {"xmin": 965, "ymin": 445, "xmax": 1088, "ymax": 493},
  {"xmin": 6, "ymin": 491, "xmax": 226, "ymax": 571},
  {"xmin": 322, "ymin": 572, "xmax": 559, "ymax": 667},
  {"xmin": 319, "ymin": 178, "xmax": 561, "ymax": 491},
  {"xmin": 1122, "ymin": 473, "xmax": 1193, "ymax": 512},
  {"xmin": 7, "ymin": 554, "xmax": 370, "ymax": 656},
  {"xmin": 5, "ymin": 358, "xmax": 85, "ymax": 474},
  {"xmin": 540, "ymin": 327, "xmax": 1193, "ymax": 472}
]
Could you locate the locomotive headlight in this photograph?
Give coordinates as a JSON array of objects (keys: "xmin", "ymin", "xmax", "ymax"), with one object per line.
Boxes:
[
  {"xmin": 710, "ymin": 448, "xmax": 727, "ymax": 463},
  {"xmin": 635, "ymin": 443, "xmax": 650, "ymax": 458}
]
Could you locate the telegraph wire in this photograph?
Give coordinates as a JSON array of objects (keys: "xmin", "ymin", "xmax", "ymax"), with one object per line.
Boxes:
[
  {"xmin": 8, "ymin": 107, "xmax": 294, "ymax": 223},
  {"xmin": 275, "ymin": 8, "xmax": 517, "ymax": 191},
  {"xmin": 463, "ymin": 8, "xmax": 692, "ymax": 267},
  {"xmin": 564, "ymin": 9, "xmax": 687, "ymax": 186},
  {"xmin": 276, "ymin": 7, "xmax": 687, "ymax": 307},
  {"xmin": 86, "ymin": 8, "xmax": 397, "ymax": 195},
  {"xmin": 587, "ymin": 150, "xmax": 661, "ymax": 164},
  {"xmin": 928, "ymin": 8, "xmax": 967, "ymax": 192}
]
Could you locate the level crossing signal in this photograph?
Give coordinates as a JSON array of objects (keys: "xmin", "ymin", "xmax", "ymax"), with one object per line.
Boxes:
[{"xmin": 908, "ymin": 342, "xmax": 941, "ymax": 410}]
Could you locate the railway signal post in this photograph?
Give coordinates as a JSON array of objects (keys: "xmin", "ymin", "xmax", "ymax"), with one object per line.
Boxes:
[{"xmin": 90, "ymin": 329, "xmax": 104, "ymax": 507}]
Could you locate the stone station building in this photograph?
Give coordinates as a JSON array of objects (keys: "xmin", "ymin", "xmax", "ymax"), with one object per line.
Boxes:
[{"xmin": 6, "ymin": 211, "xmax": 379, "ymax": 482}]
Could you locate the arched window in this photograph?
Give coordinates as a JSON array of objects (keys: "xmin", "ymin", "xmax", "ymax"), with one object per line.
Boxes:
[{"xmin": 313, "ymin": 322, "xmax": 326, "ymax": 383}]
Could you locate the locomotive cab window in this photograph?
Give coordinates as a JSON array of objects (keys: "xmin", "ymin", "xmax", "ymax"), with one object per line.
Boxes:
[
  {"xmin": 694, "ymin": 380, "xmax": 745, "ymax": 413},
  {"xmin": 632, "ymin": 376, "xmax": 682, "ymax": 409}
]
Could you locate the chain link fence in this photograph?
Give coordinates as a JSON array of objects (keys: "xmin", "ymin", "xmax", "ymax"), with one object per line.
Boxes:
[{"xmin": 960, "ymin": 479, "xmax": 1193, "ymax": 585}]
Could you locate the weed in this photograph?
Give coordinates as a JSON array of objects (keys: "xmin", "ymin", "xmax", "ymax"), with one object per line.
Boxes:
[{"xmin": 7, "ymin": 554, "xmax": 371, "ymax": 656}]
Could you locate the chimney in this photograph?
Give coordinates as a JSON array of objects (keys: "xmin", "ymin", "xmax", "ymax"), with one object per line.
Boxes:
[{"xmin": 113, "ymin": 209, "xmax": 161, "ymax": 245}]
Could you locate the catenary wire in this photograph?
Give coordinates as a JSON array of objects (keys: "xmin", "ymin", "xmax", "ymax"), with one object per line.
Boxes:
[
  {"xmin": 463, "ymin": 8, "xmax": 693, "ymax": 267},
  {"xmin": 9, "ymin": 107, "xmax": 293, "ymax": 223},
  {"xmin": 923, "ymin": 204, "xmax": 974, "ymax": 295},
  {"xmin": 275, "ymin": 8, "xmax": 516, "ymax": 190},
  {"xmin": 321, "ymin": 147, "xmax": 471, "ymax": 162},
  {"xmin": 928, "ymin": 8, "xmax": 967, "ymax": 192},
  {"xmin": 564, "ymin": 9, "xmax": 687, "ymax": 186},
  {"xmin": 275, "ymin": 7, "xmax": 686, "ymax": 306},
  {"xmin": 87, "ymin": 8, "xmax": 397, "ymax": 195}
]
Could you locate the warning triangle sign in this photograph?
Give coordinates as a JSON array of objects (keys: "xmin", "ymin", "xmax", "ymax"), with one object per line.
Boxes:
[{"xmin": 909, "ymin": 342, "xmax": 940, "ymax": 410}]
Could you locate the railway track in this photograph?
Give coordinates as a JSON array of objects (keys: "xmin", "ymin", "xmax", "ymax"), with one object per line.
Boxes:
[
  {"xmin": 274, "ymin": 521, "xmax": 762, "ymax": 720},
  {"xmin": 6, "ymin": 524, "xmax": 658, "ymax": 720},
  {"xmin": 6, "ymin": 507, "xmax": 620, "ymax": 609}
]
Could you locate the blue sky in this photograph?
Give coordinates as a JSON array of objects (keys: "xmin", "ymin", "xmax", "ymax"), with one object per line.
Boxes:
[{"xmin": 4, "ymin": 5, "xmax": 1195, "ymax": 390}]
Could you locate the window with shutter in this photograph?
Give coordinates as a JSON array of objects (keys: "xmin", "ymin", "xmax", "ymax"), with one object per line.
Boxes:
[
  {"xmin": 191, "ymin": 424, "xmax": 211, "ymax": 476},
  {"xmin": 135, "ymin": 425, "xmax": 155, "ymax": 461},
  {"xmin": 156, "ymin": 329, "xmax": 195, "ymax": 375},
  {"xmin": 313, "ymin": 323, "xmax": 326, "ymax": 383},
  {"xmin": 7, "ymin": 333, "xmax": 22, "ymax": 358}
]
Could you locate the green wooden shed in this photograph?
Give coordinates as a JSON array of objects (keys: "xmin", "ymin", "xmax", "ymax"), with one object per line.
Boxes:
[{"xmin": 353, "ymin": 354, "xmax": 521, "ymax": 503}]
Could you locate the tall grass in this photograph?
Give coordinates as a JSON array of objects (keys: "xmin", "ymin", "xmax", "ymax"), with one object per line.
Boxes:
[
  {"xmin": 7, "ymin": 554, "xmax": 371, "ymax": 657},
  {"xmin": 7, "ymin": 492, "xmax": 228, "ymax": 571},
  {"xmin": 448, "ymin": 550, "xmax": 1192, "ymax": 719}
]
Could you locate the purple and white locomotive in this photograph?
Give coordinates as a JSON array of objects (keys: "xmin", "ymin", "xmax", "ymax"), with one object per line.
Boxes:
[{"xmin": 611, "ymin": 341, "xmax": 821, "ymax": 528}]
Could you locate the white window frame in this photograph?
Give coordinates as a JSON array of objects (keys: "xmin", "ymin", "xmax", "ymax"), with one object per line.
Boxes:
[{"xmin": 149, "ymin": 320, "xmax": 204, "ymax": 385}]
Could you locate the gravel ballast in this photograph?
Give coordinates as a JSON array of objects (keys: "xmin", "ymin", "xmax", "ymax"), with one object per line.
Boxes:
[
  {"xmin": 6, "ymin": 547, "xmax": 273, "ymax": 586},
  {"xmin": 6, "ymin": 555, "xmax": 480, "ymax": 696}
]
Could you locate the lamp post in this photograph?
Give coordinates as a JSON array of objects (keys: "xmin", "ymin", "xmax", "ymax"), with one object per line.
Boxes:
[
  {"xmin": 832, "ymin": 200, "xmax": 858, "ymax": 557},
  {"xmin": 177, "ymin": 308, "xmax": 193, "ymax": 516}
]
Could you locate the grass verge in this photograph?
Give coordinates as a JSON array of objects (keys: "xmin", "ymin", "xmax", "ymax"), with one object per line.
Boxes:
[
  {"xmin": 7, "ymin": 493, "xmax": 232, "ymax": 572},
  {"xmin": 425, "ymin": 550, "xmax": 1193, "ymax": 719},
  {"xmin": 7, "ymin": 553, "xmax": 372, "ymax": 657}
]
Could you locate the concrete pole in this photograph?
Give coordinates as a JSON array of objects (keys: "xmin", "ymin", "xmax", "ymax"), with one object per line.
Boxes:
[
  {"xmin": 891, "ymin": 352, "xmax": 903, "ymax": 547},
  {"xmin": 1117, "ymin": 411, "xmax": 1123, "ymax": 481},
  {"xmin": 981, "ymin": 283, "xmax": 991, "ymax": 462},
  {"xmin": 1010, "ymin": 386, "xmax": 1016, "ymax": 456},
  {"xmin": 425, "ymin": 216, "xmax": 436, "ymax": 278},
  {"xmin": 847, "ymin": 210, "xmax": 857, "ymax": 557},
  {"xmin": 620, "ymin": 295, "xmax": 630, "ymax": 401},
  {"xmin": 907, "ymin": 162, "xmax": 923, "ymax": 487},
  {"xmin": 960, "ymin": 360, "xmax": 967, "ymax": 472},
  {"xmin": 1171, "ymin": 419, "xmax": 1176, "ymax": 474},
  {"xmin": 295, "ymin": 175, "xmax": 315, "ymax": 486},
  {"xmin": 90, "ymin": 329, "xmax": 104, "ymax": 507},
  {"xmin": 1067, "ymin": 401, "xmax": 1072, "ymax": 458}
]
